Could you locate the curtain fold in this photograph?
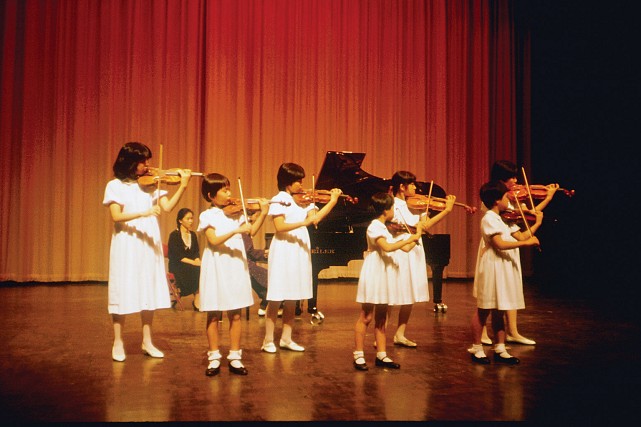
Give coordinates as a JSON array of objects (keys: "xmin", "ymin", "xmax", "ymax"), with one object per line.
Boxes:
[{"xmin": 0, "ymin": 0, "xmax": 528, "ymax": 282}]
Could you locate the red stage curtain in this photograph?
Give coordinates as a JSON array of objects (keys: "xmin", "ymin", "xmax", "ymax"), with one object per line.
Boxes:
[{"xmin": 0, "ymin": 0, "xmax": 528, "ymax": 282}]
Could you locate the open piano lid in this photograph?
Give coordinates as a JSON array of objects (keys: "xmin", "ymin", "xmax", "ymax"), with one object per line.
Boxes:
[{"xmin": 313, "ymin": 151, "xmax": 389, "ymax": 229}]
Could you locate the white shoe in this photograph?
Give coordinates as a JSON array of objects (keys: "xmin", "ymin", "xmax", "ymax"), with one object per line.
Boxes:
[
  {"xmin": 277, "ymin": 308, "xmax": 284, "ymax": 317},
  {"xmin": 481, "ymin": 337, "xmax": 493, "ymax": 345},
  {"xmin": 393, "ymin": 336, "xmax": 417, "ymax": 348},
  {"xmin": 257, "ymin": 308, "xmax": 267, "ymax": 316},
  {"xmin": 141, "ymin": 343, "xmax": 164, "ymax": 358},
  {"xmin": 261, "ymin": 342, "xmax": 277, "ymax": 353},
  {"xmin": 112, "ymin": 344, "xmax": 126, "ymax": 362},
  {"xmin": 279, "ymin": 339, "xmax": 305, "ymax": 352},
  {"xmin": 506, "ymin": 335, "xmax": 536, "ymax": 345}
]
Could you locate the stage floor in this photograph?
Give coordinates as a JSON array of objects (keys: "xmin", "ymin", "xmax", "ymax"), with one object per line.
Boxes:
[{"xmin": 0, "ymin": 279, "xmax": 639, "ymax": 422}]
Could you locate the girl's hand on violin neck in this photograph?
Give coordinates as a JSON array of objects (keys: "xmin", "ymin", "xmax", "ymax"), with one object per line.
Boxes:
[
  {"xmin": 545, "ymin": 183, "xmax": 559, "ymax": 199},
  {"xmin": 444, "ymin": 194, "xmax": 456, "ymax": 211},
  {"xmin": 257, "ymin": 198, "xmax": 270, "ymax": 213},
  {"xmin": 329, "ymin": 188, "xmax": 342, "ymax": 202},
  {"xmin": 176, "ymin": 169, "xmax": 192, "ymax": 187}
]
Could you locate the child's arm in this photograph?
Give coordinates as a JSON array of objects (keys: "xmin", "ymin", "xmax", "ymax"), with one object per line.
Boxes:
[
  {"xmin": 512, "ymin": 210, "xmax": 544, "ymax": 241},
  {"xmin": 159, "ymin": 169, "xmax": 191, "ymax": 212},
  {"xmin": 109, "ymin": 203, "xmax": 160, "ymax": 222},
  {"xmin": 272, "ymin": 213, "xmax": 314, "ymax": 233},
  {"xmin": 311, "ymin": 188, "xmax": 342, "ymax": 226},
  {"xmin": 533, "ymin": 183, "xmax": 559, "ymax": 212},
  {"xmin": 420, "ymin": 195, "xmax": 456, "ymax": 231},
  {"xmin": 204, "ymin": 223, "xmax": 251, "ymax": 247},
  {"xmin": 249, "ymin": 199, "xmax": 270, "ymax": 237},
  {"xmin": 490, "ymin": 226, "xmax": 540, "ymax": 250},
  {"xmin": 377, "ymin": 223, "xmax": 423, "ymax": 253}
]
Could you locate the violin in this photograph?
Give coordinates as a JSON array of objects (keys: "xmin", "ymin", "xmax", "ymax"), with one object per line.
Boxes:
[
  {"xmin": 406, "ymin": 195, "xmax": 477, "ymax": 214},
  {"xmin": 138, "ymin": 167, "xmax": 204, "ymax": 187},
  {"xmin": 222, "ymin": 198, "xmax": 290, "ymax": 216},
  {"xmin": 292, "ymin": 189, "xmax": 358, "ymax": 207},
  {"xmin": 385, "ymin": 221, "xmax": 417, "ymax": 235},
  {"xmin": 500, "ymin": 209, "xmax": 537, "ymax": 225},
  {"xmin": 508, "ymin": 184, "xmax": 575, "ymax": 201}
]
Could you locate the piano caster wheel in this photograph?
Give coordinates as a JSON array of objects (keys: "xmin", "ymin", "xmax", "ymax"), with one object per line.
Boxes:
[
  {"xmin": 434, "ymin": 303, "xmax": 448, "ymax": 314},
  {"xmin": 310, "ymin": 311, "xmax": 325, "ymax": 325}
]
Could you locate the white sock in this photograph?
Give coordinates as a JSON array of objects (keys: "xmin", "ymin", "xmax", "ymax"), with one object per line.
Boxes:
[
  {"xmin": 468, "ymin": 344, "xmax": 486, "ymax": 358},
  {"xmin": 227, "ymin": 350, "xmax": 244, "ymax": 368},
  {"xmin": 377, "ymin": 351, "xmax": 390, "ymax": 361},
  {"xmin": 207, "ymin": 349, "xmax": 221, "ymax": 368},
  {"xmin": 494, "ymin": 344, "xmax": 512, "ymax": 358}
]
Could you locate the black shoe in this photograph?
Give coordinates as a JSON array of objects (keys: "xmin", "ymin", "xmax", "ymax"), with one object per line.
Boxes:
[
  {"xmin": 353, "ymin": 360, "xmax": 368, "ymax": 371},
  {"xmin": 375, "ymin": 357, "xmax": 400, "ymax": 369},
  {"xmin": 206, "ymin": 365, "xmax": 220, "ymax": 376},
  {"xmin": 470, "ymin": 354, "xmax": 490, "ymax": 364},
  {"xmin": 493, "ymin": 353, "xmax": 520, "ymax": 365},
  {"xmin": 228, "ymin": 361, "xmax": 248, "ymax": 375}
]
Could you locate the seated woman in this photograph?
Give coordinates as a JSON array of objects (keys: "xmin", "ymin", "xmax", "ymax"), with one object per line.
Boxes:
[{"xmin": 168, "ymin": 208, "xmax": 201, "ymax": 310}]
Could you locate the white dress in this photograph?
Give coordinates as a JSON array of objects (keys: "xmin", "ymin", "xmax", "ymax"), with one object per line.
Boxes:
[
  {"xmin": 103, "ymin": 179, "xmax": 170, "ymax": 315},
  {"xmin": 197, "ymin": 207, "xmax": 254, "ymax": 311},
  {"xmin": 392, "ymin": 197, "xmax": 429, "ymax": 303},
  {"xmin": 472, "ymin": 210, "xmax": 525, "ymax": 310},
  {"xmin": 266, "ymin": 191, "xmax": 316, "ymax": 301},
  {"xmin": 356, "ymin": 219, "xmax": 402, "ymax": 305}
]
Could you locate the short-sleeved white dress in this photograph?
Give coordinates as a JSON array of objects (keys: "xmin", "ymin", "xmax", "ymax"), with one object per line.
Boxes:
[
  {"xmin": 392, "ymin": 197, "xmax": 429, "ymax": 303},
  {"xmin": 266, "ymin": 191, "xmax": 316, "ymax": 301},
  {"xmin": 473, "ymin": 209, "xmax": 525, "ymax": 310},
  {"xmin": 197, "ymin": 207, "xmax": 254, "ymax": 311},
  {"xmin": 103, "ymin": 179, "xmax": 170, "ymax": 315},
  {"xmin": 356, "ymin": 219, "xmax": 402, "ymax": 305}
]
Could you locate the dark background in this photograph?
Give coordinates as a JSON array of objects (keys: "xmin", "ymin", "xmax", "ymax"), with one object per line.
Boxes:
[{"xmin": 515, "ymin": 1, "xmax": 638, "ymax": 314}]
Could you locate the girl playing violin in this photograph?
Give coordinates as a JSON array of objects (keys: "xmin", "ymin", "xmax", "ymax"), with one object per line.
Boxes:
[
  {"xmin": 261, "ymin": 163, "xmax": 342, "ymax": 354},
  {"xmin": 388, "ymin": 171, "xmax": 455, "ymax": 348},
  {"xmin": 353, "ymin": 192, "xmax": 423, "ymax": 370},
  {"xmin": 197, "ymin": 173, "xmax": 269, "ymax": 376},
  {"xmin": 469, "ymin": 181, "xmax": 542, "ymax": 364},
  {"xmin": 103, "ymin": 142, "xmax": 191, "ymax": 362},
  {"xmin": 478, "ymin": 160, "xmax": 559, "ymax": 346}
]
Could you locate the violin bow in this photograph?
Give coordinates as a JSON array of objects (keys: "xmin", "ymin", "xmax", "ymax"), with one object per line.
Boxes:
[
  {"xmin": 515, "ymin": 192, "xmax": 542, "ymax": 252},
  {"xmin": 521, "ymin": 167, "xmax": 537, "ymax": 212},
  {"xmin": 312, "ymin": 174, "xmax": 318, "ymax": 229},
  {"xmin": 395, "ymin": 207, "xmax": 420, "ymax": 245},
  {"xmin": 237, "ymin": 177, "xmax": 249, "ymax": 224},
  {"xmin": 425, "ymin": 180, "xmax": 434, "ymax": 215},
  {"xmin": 156, "ymin": 144, "xmax": 163, "ymax": 207}
]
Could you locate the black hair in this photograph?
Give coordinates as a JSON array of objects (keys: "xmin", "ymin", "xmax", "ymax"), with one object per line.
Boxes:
[
  {"xmin": 391, "ymin": 170, "xmax": 416, "ymax": 195},
  {"xmin": 176, "ymin": 208, "xmax": 193, "ymax": 230},
  {"xmin": 371, "ymin": 192, "xmax": 394, "ymax": 215},
  {"xmin": 201, "ymin": 173, "xmax": 230, "ymax": 202},
  {"xmin": 490, "ymin": 160, "xmax": 518, "ymax": 182},
  {"xmin": 112, "ymin": 142, "xmax": 152, "ymax": 180},
  {"xmin": 277, "ymin": 163, "xmax": 305, "ymax": 191},
  {"xmin": 479, "ymin": 180, "xmax": 509, "ymax": 210}
]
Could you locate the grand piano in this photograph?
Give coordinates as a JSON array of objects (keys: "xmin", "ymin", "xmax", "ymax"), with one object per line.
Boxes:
[{"xmin": 304, "ymin": 151, "xmax": 451, "ymax": 316}]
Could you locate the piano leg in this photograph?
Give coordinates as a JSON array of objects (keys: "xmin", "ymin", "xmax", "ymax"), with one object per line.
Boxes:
[{"xmin": 429, "ymin": 264, "xmax": 446, "ymax": 313}]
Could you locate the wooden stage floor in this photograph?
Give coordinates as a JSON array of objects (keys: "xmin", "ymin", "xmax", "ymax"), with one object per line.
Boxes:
[{"xmin": 1, "ymin": 279, "xmax": 639, "ymax": 423}]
